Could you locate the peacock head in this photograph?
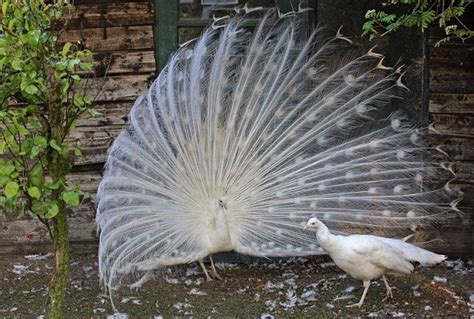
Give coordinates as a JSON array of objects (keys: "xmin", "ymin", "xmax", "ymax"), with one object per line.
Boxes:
[
  {"xmin": 304, "ymin": 217, "xmax": 323, "ymax": 230},
  {"xmin": 218, "ymin": 197, "xmax": 227, "ymax": 210}
]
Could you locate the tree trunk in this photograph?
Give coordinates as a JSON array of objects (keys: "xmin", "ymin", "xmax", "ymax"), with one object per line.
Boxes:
[{"xmin": 47, "ymin": 209, "xmax": 70, "ymax": 319}]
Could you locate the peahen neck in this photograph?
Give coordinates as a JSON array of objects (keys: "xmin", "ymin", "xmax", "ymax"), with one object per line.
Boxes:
[{"xmin": 315, "ymin": 222, "xmax": 337, "ymax": 253}]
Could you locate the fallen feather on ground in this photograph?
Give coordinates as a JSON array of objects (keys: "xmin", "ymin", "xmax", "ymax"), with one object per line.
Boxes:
[
  {"xmin": 188, "ymin": 288, "xmax": 207, "ymax": 296},
  {"xmin": 24, "ymin": 253, "xmax": 52, "ymax": 261},
  {"xmin": 433, "ymin": 275, "xmax": 447, "ymax": 283}
]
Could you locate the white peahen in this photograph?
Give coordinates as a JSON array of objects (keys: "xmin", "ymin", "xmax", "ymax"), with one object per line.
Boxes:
[
  {"xmin": 304, "ymin": 217, "xmax": 446, "ymax": 308},
  {"xmin": 96, "ymin": 7, "xmax": 458, "ymax": 294}
]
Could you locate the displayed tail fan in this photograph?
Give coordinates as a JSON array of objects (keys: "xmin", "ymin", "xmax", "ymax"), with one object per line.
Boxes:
[{"xmin": 96, "ymin": 7, "xmax": 458, "ymax": 293}]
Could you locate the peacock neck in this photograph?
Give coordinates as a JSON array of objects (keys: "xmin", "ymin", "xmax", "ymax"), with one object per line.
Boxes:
[{"xmin": 208, "ymin": 203, "xmax": 233, "ymax": 254}]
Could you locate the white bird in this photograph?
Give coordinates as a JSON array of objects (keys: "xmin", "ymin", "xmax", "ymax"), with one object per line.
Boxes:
[
  {"xmin": 96, "ymin": 7, "xmax": 458, "ymax": 298},
  {"xmin": 304, "ymin": 217, "xmax": 447, "ymax": 308}
]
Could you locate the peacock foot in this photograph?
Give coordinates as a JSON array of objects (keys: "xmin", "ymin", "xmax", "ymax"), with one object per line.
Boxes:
[
  {"xmin": 346, "ymin": 302, "xmax": 363, "ymax": 308},
  {"xmin": 211, "ymin": 271, "xmax": 223, "ymax": 280},
  {"xmin": 382, "ymin": 287, "xmax": 394, "ymax": 301},
  {"xmin": 198, "ymin": 260, "xmax": 213, "ymax": 282}
]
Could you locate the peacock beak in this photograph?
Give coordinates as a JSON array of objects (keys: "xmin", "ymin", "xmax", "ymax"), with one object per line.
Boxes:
[{"xmin": 303, "ymin": 224, "xmax": 308, "ymax": 230}]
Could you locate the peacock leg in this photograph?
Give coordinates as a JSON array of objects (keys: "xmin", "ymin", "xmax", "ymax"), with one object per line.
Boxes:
[
  {"xmin": 198, "ymin": 259, "xmax": 212, "ymax": 281},
  {"xmin": 381, "ymin": 274, "xmax": 394, "ymax": 301},
  {"xmin": 209, "ymin": 255, "xmax": 223, "ymax": 280},
  {"xmin": 346, "ymin": 280, "xmax": 370, "ymax": 308}
]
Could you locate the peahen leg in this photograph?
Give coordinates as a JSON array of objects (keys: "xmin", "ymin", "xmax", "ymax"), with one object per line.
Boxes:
[
  {"xmin": 198, "ymin": 259, "xmax": 212, "ymax": 281},
  {"xmin": 209, "ymin": 255, "xmax": 222, "ymax": 280},
  {"xmin": 346, "ymin": 280, "xmax": 370, "ymax": 308},
  {"xmin": 381, "ymin": 274, "xmax": 394, "ymax": 301}
]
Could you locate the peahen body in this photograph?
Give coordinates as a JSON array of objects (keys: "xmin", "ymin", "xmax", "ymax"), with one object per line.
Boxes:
[
  {"xmin": 304, "ymin": 217, "xmax": 447, "ymax": 308},
  {"xmin": 96, "ymin": 7, "xmax": 457, "ymax": 294}
]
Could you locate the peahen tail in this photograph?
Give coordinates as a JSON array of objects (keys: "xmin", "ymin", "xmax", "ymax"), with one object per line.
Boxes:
[
  {"xmin": 96, "ymin": 7, "xmax": 459, "ymax": 292},
  {"xmin": 376, "ymin": 236, "xmax": 447, "ymax": 267}
]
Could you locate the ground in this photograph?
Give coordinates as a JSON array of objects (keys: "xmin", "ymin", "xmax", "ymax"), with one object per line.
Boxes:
[{"xmin": 0, "ymin": 252, "xmax": 472, "ymax": 318}]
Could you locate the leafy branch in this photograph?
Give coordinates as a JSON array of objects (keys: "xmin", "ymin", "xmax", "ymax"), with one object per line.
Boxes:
[{"xmin": 363, "ymin": 0, "xmax": 473, "ymax": 47}]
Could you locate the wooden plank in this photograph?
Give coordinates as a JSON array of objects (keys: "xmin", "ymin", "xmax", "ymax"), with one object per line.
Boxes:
[
  {"xmin": 69, "ymin": 100, "xmax": 134, "ymax": 165},
  {"xmin": 79, "ymin": 51, "xmax": 156, "ymax": 76},
  {"xmin": 430, "ymin": 45, "xmax": 474, "ymax": 68},
  {"xmin": 430, "ymin": 69, "xmax": 474, "ymax": 94},
  {"xmin": 429, "ymin": 113, "xmax": 474, "ymax": 138},
  {"xmin": 83, "ymin": 74, "xmax": 151, "ymax": 102},
  {"xmin": 427, "ymin": 160, "xmax": 474, "ymax": 184},
  {"xmin": 65, "ymin": 2, "xmax": 154, "ymax": 29},
  {"xmin": 60, "ymin": 25, "xmax": 154, "ymax": 52},
  {"xmin": 70, "ymin": 125, "xmax": 122, "ymax": 151},
  {"xmin": 430, "ymin": 93, "xmax": 474, "ymax": 114},
  {"xmin": 77, "ymin": 101, "xmax": 134, "ymax": 127},
  {"xmin": 452, "ymin": 162, "xmax": 474, "ymax": 184},
  {"xmin": 428, "ymin": 135, "xmax": 474, "ymax": 161}
]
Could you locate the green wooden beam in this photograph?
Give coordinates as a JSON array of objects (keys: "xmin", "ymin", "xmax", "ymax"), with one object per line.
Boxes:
[
  {"xmin": 154, "ymin": 0, "xmax": 179, "ymax": 73},
  {"xmin": 275, "ymin": 0, "xmax": 303, "ymax": 13},
  {"xmin": 177, "ymin": 19, "xmax": 261, "ymax": 27}
]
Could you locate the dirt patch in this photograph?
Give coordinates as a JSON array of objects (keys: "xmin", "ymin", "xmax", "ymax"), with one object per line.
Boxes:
[{"xmin": 0, "ymin": 252, "xmax": 472, "ymax": 318}]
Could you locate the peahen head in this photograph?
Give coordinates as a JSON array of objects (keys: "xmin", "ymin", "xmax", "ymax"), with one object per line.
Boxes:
[{"xmin": 304, "ymin": 217, "xmax": 325, "ymax": 230}]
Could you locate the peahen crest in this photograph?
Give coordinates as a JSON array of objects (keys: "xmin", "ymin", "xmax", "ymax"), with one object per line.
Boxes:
[{"xmin": 96, "ymin": 8, "xmax": 458, "ymax": 294}]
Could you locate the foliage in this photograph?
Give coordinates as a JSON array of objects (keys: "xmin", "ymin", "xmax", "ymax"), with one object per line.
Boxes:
[
  {"xmin": 0, "ymin": 0, "xmax": 94, "ymax": 222},
  {"xmin": 363, "ymin": 0, "xmax": 473, "ymax": 47}
]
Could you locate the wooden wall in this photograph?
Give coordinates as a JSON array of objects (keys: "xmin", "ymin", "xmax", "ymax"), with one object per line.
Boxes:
[
  {"xmin": 0, "ymin": 0, "xmax": 156, "ymax": 252},
  {"xmin": 0, "ymin": 1, "xmax": 472, "ymax": 255},
  {"xmin": 428, "ymin": 37, "xmax": 474, "ymax": 255}
]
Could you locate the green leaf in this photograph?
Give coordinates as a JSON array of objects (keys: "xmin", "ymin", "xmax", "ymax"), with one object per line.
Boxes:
[
  {"xmin": 66, "ymin": 58, "xmax": 81, "ymax": 72},
  {"xmin": 33, "ymin": 136, "xmax": 47, "ymax": 148},
  {"xmin": 11, "ymin": 59, "xmax": 22, "ymax": 70},
  {"xmin": 74, "ymin": 147, "xmax": 83, "ymax": 158},
  {"xmin": 0, "ymin": 162, "xmax": 15, "ymax": 176},
  {"xmin": 2, "ymin": 1, "xmax": 9, "ymax": 16},
  {"xmin": 45, "ymin": 179, "xmax": 62, "ymax": 190},
  {"xmin": 73, "ymin": 93, "xmax": 85, "ymax": 107},
  {"xmin": 87, "ymin": 109, "xmax": 101, "ymax": 117},
  {"xmin": 0, "ymin": 175, "xmax": 11, "ymax": 187},
  {"xmin": 29, "ymin": 145, "xmax": 41, "ymax": 159},
  {"xmin": 0, "ymin": 140, "xmax": 5, "ymax": 153},
  {"xmin": 62, "ymin": 42, "xmax": 72, "ymax": 57},
  {"xmin": 24, "ymin": 84, "xmax": 38, "ymax": 95},
  {"xmin": 17, "ymin": 126, "xmax": 29, "ymax": 137},
  {"xmin": 4, "ymin": 181, "xmax": 19, "ymax": 198},
  {"xmin": 45, "ymin": 203, "xmax": 59, "ymax": 218},
  {"xmin": 49, "ymin": 139, "xmax": 62, "ymax": 152},
  {"xmin": 79, "ymin": 62, "xmax": 93, "ymax": 71},
  {"xmin": 62, "ymin": 190, "xmax": 80, "ymax": 207},
  {"xmin": 27, "ymin": 186, "xmax": 41, "ymax": 199},
  {"xmin": 29, "ymin": 163, "xmax": 43, "ymax": 187}
]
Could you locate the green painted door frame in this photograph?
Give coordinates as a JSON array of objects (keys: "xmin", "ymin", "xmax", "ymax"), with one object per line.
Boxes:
[{"xmin": 153, "ymin": 0, "xmax": 305, "ymax": 73}]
